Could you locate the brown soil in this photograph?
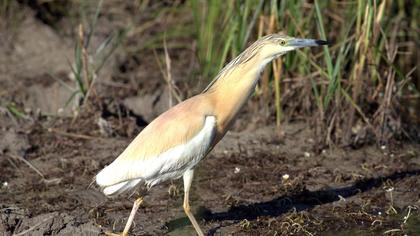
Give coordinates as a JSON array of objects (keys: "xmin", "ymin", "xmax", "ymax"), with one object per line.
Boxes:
[
  {"xmin": 1, "ymin": 3, "xmax": 419, "ymax": 236},
  {"xmin": 1, "ymin": 115, "xmax": 420, "ymax": 236}
]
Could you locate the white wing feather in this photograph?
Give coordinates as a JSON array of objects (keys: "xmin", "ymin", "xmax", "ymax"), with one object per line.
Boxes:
[{"xmin": 96, "ymin": 116, "xmax": 216, "ymax": 196}]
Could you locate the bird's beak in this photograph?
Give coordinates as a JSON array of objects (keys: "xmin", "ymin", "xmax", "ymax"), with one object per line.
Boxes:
[{"xmin": 288, "ymin": 38, "xmax": 330, "ymax": 49}]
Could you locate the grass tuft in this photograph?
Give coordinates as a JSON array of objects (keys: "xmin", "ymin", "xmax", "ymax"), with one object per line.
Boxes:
[{"xmin": 188, "ymin": 0, "xmax": 420, "ymax": 146}]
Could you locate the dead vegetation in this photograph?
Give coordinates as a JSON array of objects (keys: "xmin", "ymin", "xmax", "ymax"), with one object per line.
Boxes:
[{"xmin": 0, "ymin": 0, "xmax": 419, "ymax": 235}]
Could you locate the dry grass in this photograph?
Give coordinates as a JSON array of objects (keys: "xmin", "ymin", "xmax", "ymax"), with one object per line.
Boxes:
[
  {"xmin": 189, "ymin": 0, "xmax": 419, "ymax": 147},
  {"xmin": 2, "ymin": 0, "xmax": 418, "ymax": 147}
]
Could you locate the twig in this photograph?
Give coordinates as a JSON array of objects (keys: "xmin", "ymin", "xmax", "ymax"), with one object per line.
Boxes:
[
  {"xmin": 79, "ymin": 24, "xmax": 90, "ymax": 96},
  {"xmin": 13, "ymin": 215, "xmax": 54, "ymax": 236},
  {"xmin": 79, "ymin": 24, "xmax": 98, "ymax": 108},
  {"xmin": 153, "ymin": 36, "xmax": 182, "ymax": 108},
  {"xmin": 383, "ymin": 229, "xmax": 401, "ymax": 234},
  {"xmin": 163, "ymin": 38, "xmax": 174, "ymax": 107},
  {"xmin": 403, "ymin": 205, "xmax": 415, "ymax": 224},
  {"xmin": 47, "ymin": 127, "xmax": 103, "ymax": 140},
  {"xmin": 8, "ymin": 154, "xmax": 45, "ymax": 179},
  {"xmin": 6, "ymin": 157, "xmax": 23, "ymax": 175},
  {"xmin": 87, "ymin": 178, "xmax": 96, "ymax": 190}
]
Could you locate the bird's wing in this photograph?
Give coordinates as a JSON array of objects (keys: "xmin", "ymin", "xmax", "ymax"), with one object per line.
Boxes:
[{"xmin": 96, "ymin": 96, "xmax": 216, "ymax": 189}]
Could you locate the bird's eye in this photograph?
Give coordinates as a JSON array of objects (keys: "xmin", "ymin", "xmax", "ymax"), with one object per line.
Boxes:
[{"xmin": 279, "ymin": 40, "xmax": 286, "ymax": 46}]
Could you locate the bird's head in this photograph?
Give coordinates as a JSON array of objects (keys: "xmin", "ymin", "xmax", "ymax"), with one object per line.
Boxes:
[
  {"xmin": 255, "ymin": 34, "xmax": 330, "ymax": 61},
  {"xmin": 202, "ymin": 34, "xmax": 330, "ymax": 93}
]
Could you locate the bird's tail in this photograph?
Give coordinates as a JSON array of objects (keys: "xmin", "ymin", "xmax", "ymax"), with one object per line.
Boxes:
[
  {"xmin": 96, "ymin": 160, "xmax": 142, "ymax": 196},
  {"xmin": 102, "ymin": 178, "xmax": 142, "ymax": 196}
]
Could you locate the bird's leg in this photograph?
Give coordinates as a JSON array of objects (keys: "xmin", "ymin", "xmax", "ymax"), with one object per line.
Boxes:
[
  {"xmin": 106, "ymin": 197, "xmax": 144, "ymax": 236},
  {"xmin": 183, "ymin": 169, "xmax": 204, "ymax": 236},
  {"xmin": 122, "ymin": 197, "xmax": 143, "ymax": 236}
]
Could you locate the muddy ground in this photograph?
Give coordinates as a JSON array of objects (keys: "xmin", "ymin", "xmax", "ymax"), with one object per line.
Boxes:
[{"xmin": 1, "ymin": 3, "xmax": 420, "ymax": 236}]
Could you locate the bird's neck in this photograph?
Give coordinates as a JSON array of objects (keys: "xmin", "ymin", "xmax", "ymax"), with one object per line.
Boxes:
[{"xmin": 205, "ymin": 57, "xmax": 270, "ymax": 133}]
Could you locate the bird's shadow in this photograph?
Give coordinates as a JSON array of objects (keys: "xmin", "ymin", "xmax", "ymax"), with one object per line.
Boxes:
[{"xmin": 165, "ymin": 169, "xmax": 420, "ymax": 235}]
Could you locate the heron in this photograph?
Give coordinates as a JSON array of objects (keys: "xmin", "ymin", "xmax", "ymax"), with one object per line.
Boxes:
[{"xmin": 96, "ymin": 34, "xmax": 329, "ymax": 236}]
